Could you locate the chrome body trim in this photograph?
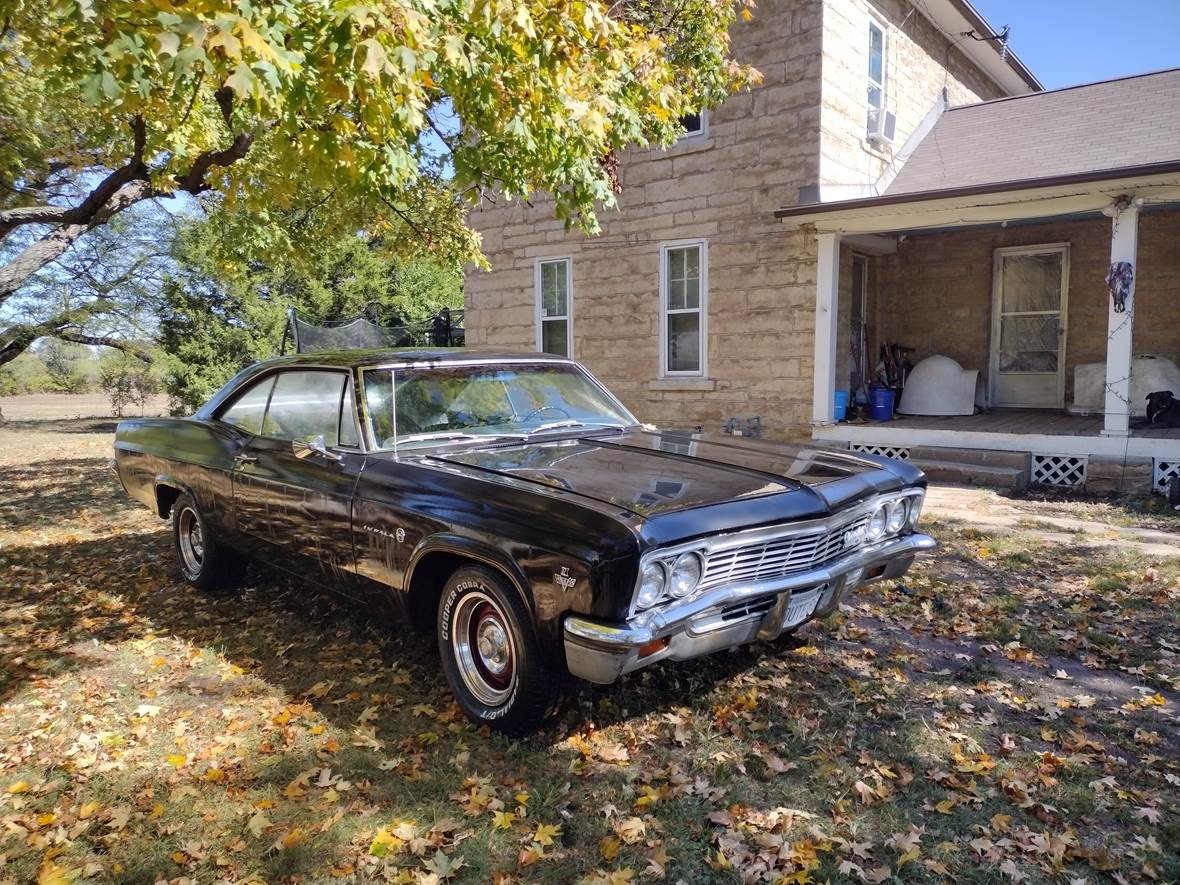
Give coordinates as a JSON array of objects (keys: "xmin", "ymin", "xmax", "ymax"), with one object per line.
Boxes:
[
  {"xmin": 628, "ymin": 488, "xmax": 925, "ymax": 617},
  {"xmin": 564, "ymin": 532, "xmax": 935, "ymax": 684}
]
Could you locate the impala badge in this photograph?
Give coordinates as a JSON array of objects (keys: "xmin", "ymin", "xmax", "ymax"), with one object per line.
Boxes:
[{"xmin": 555, "ymin": 566, "xmax": 577, "ymax": 591}]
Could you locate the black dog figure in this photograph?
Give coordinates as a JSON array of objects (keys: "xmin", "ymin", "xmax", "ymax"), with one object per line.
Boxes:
[{"xmin": 1145, "ymin": 390, "xmax": 1180, "ymax": 428}]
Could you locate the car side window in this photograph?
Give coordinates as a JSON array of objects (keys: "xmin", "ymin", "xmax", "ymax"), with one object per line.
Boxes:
[
  {"xmin": 261, "ymin": 370, "xmax": 348, "ymax": 446},
  {"xmin": 219, "ymin": 377, "xmax": 276, "ymax": 435}
]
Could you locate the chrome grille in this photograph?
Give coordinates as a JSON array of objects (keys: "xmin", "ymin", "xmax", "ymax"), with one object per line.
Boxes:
[{"xmin": 699, "ymin": 515, "xmax": 870, "ymax": 591}]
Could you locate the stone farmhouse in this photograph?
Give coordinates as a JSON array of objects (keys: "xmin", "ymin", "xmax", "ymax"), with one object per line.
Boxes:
[{"xmin": 464, "ymin": 0, "xmax": 1180, "ymax": 494}]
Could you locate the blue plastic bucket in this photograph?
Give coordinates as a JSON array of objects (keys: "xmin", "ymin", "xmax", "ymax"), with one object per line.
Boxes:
[
  {"xmin": 868, "ymin": 387, "xmax": 895, "ymax": 421},
  {"xmin": 833, "ymin": 390, "xmax": 849, "ymax": 421}
]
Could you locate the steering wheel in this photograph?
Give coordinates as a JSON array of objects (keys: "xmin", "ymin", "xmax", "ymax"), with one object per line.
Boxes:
[{"xmin": 522, "ymin": 404, "xmax": 571, "ymax": 422}]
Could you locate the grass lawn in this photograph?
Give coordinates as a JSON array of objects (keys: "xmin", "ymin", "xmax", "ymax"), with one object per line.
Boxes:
[{"xmin": 1, "ymin": 417, "xmax": 1177, "ymax": 885}]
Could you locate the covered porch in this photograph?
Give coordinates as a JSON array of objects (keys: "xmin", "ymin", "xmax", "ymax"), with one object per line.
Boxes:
[{"xmin": 779, "ymin": 174, "xmax": 1180, "ymax": 493}]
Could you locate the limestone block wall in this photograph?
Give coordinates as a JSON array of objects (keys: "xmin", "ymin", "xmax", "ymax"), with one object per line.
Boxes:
[
  {"xmin": 818, "ymin": 0, "xmax": 1006, "ymax": 189},
  {"xmin": 466, "ymin": 0, "xmax": 827, "ymax": 440},
  {"xmin": 872, "ymin": 210, "xmax": 1180, "ymax": 404}
]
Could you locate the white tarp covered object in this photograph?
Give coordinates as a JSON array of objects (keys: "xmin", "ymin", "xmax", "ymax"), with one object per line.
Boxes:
[
  {"xmin": 897, "ymin": 355, "xmax": 981, "ymax": 416},
  {"xmin": 1071, "ymin": 354, "xmax": 1180, "ymax": 417}
]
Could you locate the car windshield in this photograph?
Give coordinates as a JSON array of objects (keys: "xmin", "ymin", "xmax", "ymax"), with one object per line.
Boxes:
[{"xmin": 362, "ymin": 362, "xmax": 637, "ymax": 450}]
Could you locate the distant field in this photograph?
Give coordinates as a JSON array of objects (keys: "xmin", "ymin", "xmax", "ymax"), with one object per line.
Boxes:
[{"xmin": 0, "ymin": 392, "xmax": 170, "ymax": 420}]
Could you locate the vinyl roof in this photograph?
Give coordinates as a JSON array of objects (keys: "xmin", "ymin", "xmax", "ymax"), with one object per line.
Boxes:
[{"xmin": 885, "ymin": 67, "xmax": 1180, "ymax": 197}]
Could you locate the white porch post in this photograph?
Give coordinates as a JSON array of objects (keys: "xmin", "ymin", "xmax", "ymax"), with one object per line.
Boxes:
[
  {"xmin": 812, "ymin": 231, "xmax": 841, "ymax": 426},
  {"xmin": 1102, "ymin": 200, "xmax": 1139, "ymax": 437}
]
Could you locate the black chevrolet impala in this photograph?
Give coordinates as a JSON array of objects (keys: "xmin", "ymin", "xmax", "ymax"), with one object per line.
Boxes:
[{"xmin": 113, "ymin": 350, "xmax": 933, "ymax": 732}]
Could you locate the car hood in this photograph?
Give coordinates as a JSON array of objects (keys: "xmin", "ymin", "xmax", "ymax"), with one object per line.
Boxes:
[{"xmin": 429, "ymin": 430, "xmax": 921, "ymax": 542}]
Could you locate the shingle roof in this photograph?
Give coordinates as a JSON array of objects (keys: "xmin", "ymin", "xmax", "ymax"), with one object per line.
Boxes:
[{"xmin": 885, "ymin": 68, "xmax": 1180, "ymax": 197}]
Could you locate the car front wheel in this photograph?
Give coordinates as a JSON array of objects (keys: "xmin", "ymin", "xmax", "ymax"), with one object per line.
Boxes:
[
  {"xmin": 172, "ymin": 491, "xmax": 244, "ymax": 593},
  {"xmin": 438, "ymin": 565, "xmax": 569, "ymax": 734}
]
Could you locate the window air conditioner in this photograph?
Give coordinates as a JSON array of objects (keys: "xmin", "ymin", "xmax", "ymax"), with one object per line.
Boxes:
[{"xmin": 867, "ymin": 108, "xmax": 897, "ymax": 146}]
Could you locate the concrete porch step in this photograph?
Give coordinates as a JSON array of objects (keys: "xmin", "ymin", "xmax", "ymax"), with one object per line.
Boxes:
[
  {"xmin": 910, "ymin": 458, "xmax": 1030, "ymax": 492},
  {"xmin": 908, "ymin": 445, "xmax": 1030, "ymax": 471}
]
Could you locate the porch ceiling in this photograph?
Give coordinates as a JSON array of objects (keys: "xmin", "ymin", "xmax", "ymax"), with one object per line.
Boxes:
[{"xmin": 775, "ymin": 168, "xmax": 1180, "ymax": 236}]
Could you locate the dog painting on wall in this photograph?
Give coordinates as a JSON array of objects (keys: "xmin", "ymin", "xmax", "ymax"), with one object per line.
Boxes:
[{"xmin": 1145, "ymin": 390, "xmax": 1180, "ymax": 428}]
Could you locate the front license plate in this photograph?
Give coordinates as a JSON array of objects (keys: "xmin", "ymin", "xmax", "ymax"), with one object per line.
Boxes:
[{"xmin": 781, "ymin": 588, "xmax": 821, "ymax": 630}]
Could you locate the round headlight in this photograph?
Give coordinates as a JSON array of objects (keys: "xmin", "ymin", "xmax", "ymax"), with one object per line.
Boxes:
[
  {"xmin": 886, "ymin": 498, "xmax": 908, "ymax": 534},
  {"xmin": 636, "ymin": 561, "xmax": 667, "ymax": 609},
  {"xmin": 668, "ymin": 553, "xmax": 703, "ymax": 598},
  {"xmin": 866, "ymin": 505, "xmax": 888, "ymax": 541}
]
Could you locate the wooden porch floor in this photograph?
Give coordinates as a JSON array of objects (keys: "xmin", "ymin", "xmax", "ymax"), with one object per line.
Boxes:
[{"xmin": 862, "ymin": 409, "xmax": 1180, "ymax": 439}]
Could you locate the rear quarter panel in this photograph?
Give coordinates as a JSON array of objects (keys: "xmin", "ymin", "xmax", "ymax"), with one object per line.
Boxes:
[{"xmin": 114, "ymin": 417, "xmax": 242, "ymax": 532}]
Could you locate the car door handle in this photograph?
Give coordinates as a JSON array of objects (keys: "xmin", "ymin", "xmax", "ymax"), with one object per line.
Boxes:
[{"xmin": 234, "ymin": 454, "xmax": 258, "ymax": 465}]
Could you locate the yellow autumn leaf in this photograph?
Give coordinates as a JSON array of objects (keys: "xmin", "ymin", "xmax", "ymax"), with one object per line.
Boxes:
[
  {"xmin": 78, "ymin": 801, "xmax": 100, "ymax": 820},
  {"xmin": 600, "ymin": 835, "xmax": 621, "ymax": 862},
  {"xmin": 491, "ymin": 810, "xmax": 516, "ymax": 830},
  {"xmin": 280, "ymin": 827, "xmax": 308, "ymax": 849},
  {"xmin": 533, "ymin": 823, "xmax": 561, "ymax": 847},
  {"xmin": 166, "ymin": 754, "xmax": 187, "ymax": 767},
  {"xmin": 7, "ymin": 781, "xmax": 31, "ymax": 794},
  {"xmin": 36, "ymin": 861, "xmax": 72, "ymax": 885}
]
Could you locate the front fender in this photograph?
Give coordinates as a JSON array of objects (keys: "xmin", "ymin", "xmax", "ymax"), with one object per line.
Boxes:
[{"xmin": 405, "ymin": 533, "xmax": 535, "ymax": 616}]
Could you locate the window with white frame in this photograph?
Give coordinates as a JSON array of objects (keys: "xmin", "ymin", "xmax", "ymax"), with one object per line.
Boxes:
[
  {"xmin": 867, "ymin": 17, "xmax": 886, "ymax": 125},
  {"xmin": 660, "ymin": 241, "xmax": 706, "ymax": 376},
  {"xmin": 535, "ymin": 257, "xmax": 571, "ymax": 356},
  {"xmin": 678, "ymin": 110, "xmax": 707, "ymax": 141}
]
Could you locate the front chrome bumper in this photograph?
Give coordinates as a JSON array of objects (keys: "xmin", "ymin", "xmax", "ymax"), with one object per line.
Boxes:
[{"xmin": 563, "ymin": 532, "xmax": 935, "ymax": 684}]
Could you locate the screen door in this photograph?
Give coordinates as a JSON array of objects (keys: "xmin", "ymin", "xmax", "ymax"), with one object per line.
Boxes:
[{"xmin": 990, "ymin": 245, "xmax": 1069, "ymax": 409}]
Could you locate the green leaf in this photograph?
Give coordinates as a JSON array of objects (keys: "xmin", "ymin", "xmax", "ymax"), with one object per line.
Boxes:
[
  {"xmin": 155, "ymin": 32, "xmax": 180, "ymax": 57},
  {"xmin": 223, "ymin": 64, "xmax": 256, "ymax": 98}
]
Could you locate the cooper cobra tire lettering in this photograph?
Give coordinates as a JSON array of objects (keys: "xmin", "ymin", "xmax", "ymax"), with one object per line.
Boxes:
[{"xmin": 436, "ymin": 565, "xmax": 571, "ymax": 735}]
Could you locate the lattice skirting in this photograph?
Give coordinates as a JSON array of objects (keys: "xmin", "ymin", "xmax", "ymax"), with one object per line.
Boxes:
[
  {"xmin": 850, "ymin": 444, "xmax": 911, "ymax": 461},
  {"xmin": 1154, "ymin": 460, "xmax": 1180, "ymax": 494},
  {"xmin": 1031, "ymin": 454, "xmax": 1087, "ymax": 487}
]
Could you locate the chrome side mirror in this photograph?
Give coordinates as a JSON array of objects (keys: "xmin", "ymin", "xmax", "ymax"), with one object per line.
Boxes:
[{"xmin": 292, "ymin": 434, "xmax": 341, "ymax": 462}]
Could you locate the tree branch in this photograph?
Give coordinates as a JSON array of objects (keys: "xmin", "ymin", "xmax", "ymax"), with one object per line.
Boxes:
[
  {"xmin": 0, "ymin": 117, "xmax": 147, "ymax": 239},
  {"xmin": 174, "ymin": 132, "xmax": 255, "ymax": 195},
  {"xmin": 57, "ymin": 332, "xmax": 151, "ymax": 363},
  {"xmin": 0, "ymin": 120, "xmax": 255, "ymax": 304}
]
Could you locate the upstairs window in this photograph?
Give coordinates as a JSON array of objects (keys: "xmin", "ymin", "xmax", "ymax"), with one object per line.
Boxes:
[
  {"xmin": 867, "ymin": 18, "xmax": 887, "ymax": 121},
  {"xmin": 660, "ymin": 241, "xmax": 707, "ymax": 377},
  {"xmin": 535, "ymin": 257, "xmax": 572, "ymax": 357},
  {"xmin": 678, "ymin": 110, "xmax": 707, "ymax": 141}
]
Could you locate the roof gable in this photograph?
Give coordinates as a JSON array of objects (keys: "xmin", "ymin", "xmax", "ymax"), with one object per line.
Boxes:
[{"xmin": 885, "ymin": 68, "xmax": 1180, "ymax": 197}]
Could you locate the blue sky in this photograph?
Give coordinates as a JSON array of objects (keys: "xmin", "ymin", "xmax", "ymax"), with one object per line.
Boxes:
[{"xmin": 973, "ymin": 0, "xmax": 1180, "ymax": 89}]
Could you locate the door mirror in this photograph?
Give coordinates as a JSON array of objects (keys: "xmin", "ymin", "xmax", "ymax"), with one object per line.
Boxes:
[{"xmin": 292, "ymin": 434, "xmax": 342, "ymax": 462}]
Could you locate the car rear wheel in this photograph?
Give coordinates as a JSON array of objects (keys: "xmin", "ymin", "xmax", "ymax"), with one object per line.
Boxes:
[
  {"xmin": 438, "ymin": 565, "xmax": 570, "ymax": 734},
  {"xmin": 171, "ymin": 491, "xmax": 244, "ymax": 593}
]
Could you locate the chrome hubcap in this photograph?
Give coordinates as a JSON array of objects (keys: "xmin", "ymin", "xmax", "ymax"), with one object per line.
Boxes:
[
  {"xmin": 178, "ymin": 507, "xmax": 204, "ymax": 574},
  {"xmin": 476, "ymin": 618, "xmax": 510, "ymax": 674},
  {"xmin": 451, "ymin": 592, "xmax": 516, "ymax": 707}
]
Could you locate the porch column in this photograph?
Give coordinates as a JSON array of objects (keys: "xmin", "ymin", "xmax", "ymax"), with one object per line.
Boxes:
[
  {"xmin": 1101, "ymin": 199, "xmax": 1139, "ymax": 437},
  {"xmin": 812, "ymin": 231, "xmax": 841, "ymax": 426}
]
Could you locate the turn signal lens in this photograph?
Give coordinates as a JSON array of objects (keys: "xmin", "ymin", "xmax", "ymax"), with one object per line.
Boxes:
[
  {"xmin": 907, "ymin": 491, "xmax": 925, "ymax": 528},
  {"xmin": 668, "ymin": 553, "xmax": 703, "ymax": 598},
  {"xmin": 886, "ymin": 498, "xmax": 908, "ymax": 534},
  {"xmin": 866, "ymin": 505, "xmax": 888, "ymax": 541},
  {"xmin": 636, "ymin": 561, "xmax": 666, "ymax": 609}
]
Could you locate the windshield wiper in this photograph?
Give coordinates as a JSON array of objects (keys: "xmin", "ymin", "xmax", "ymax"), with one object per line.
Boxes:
[
  {"xmin": 524, "ymin": 420, "xmax": 626, "ymax": 437},
  {"xmin": 395, "ymin": 431, "xmax": 489, "ymax": 447}
]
